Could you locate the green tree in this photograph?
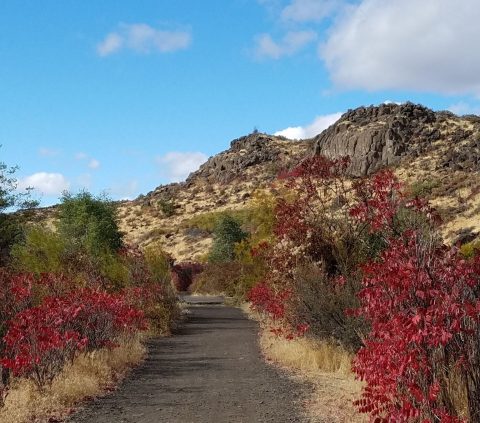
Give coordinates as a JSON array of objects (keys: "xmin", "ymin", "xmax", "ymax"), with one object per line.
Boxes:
[
  {"xmin": 56, "ymin": 191, "xmax": 123, "ymax": 256},
  {"xmin": 0, "ymin": 156, "xmax": 38, "ymax": 264},
  {"xmin": 208, "ymin": 215, "xmax": 247, "ymax": 263}
]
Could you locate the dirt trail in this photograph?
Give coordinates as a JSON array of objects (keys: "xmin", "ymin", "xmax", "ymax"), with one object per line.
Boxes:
[{"xmin": 68, "ymin": 300, "xmax": 308, "ymax": 423}]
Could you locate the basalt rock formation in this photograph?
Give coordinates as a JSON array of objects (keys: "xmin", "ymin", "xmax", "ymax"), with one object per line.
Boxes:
[
  {"xmin": 186, "ymin": 133, "xmax": 309, "ymax": 185},
  {"xmin": 312, "ymin": 102, "xmax": 444, "ymax": 176}
]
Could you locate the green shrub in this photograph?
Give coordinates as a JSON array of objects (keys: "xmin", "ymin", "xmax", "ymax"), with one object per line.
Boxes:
[
  {"xmin": 460, "ymin": 240, "xmax": 480, "ymax": 258},
  {"xmin": 182, "ymin": 209, "xmax": 250, "ymax": 234},
  {"xmin": 407, "ymin": 178, "xmax": 439, "ymax": 198},
  {"xmin": 158, "ymin": 199, "xmax": 176, "ymax": 217},
  {"xmin": 56, "ymin": 191, "xmax": 123, "ymax": 256},
  {"xmin": 144, "ymin": 243, "xmax": 172, "ymax": 284},
  {"xmin": 0, "ymin": 155, "xmax": 38, "ymax": 265},
  {"xmin": 208, "ymin": 215, "xmax": 247, "ymax": 263},
  {"xmin": 97, "ymin": 252, "xmax": 130, "ymax": 289},
  {"xmin": 11, "ymin": 226, "xmax": 66, "ymax": 274},
  {"xmin": 245, "ymin": 190, "xmax": 276, "ymax": 243}
]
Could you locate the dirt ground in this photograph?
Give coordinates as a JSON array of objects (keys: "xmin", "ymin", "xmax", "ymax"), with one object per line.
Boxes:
[{"xmin": 68, "ymin": 302, "xmax": 310, "ymax": 423}]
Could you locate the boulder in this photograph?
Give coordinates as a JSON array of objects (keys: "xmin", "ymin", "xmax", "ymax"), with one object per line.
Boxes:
[{"xmin": 312, "ymin": 102, "xmax": 440, "ymax": 176}]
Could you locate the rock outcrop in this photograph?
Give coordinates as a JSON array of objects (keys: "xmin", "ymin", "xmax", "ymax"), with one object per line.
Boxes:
[
  {"xmin": 185, "ymin": 133, "xmax": 309, "ymax": 185},
  {"xmin": 313, "ymin": 103, "xmax": 442, "ymax": 176}
]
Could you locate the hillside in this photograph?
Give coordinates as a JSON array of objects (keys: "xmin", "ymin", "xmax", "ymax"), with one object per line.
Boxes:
[
  {"xmin": 116, "ymin": 133, "xmax": 310, "ymax": 260},
  {"xmin": 116, "ymin": 103, "xmax": 479, "ymax": 260},
  {"xmin": 30, "ymin": 102, "xmax": 480, "ymax": 261}
]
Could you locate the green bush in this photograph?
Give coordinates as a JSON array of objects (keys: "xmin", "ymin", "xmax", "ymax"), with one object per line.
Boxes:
[
  {"xmin": 183, "ymin": 209, "xmax": 250, "ymax": 234},
  {"xmin": 11, "ymin": 225, "xmax": 66, "ymax": 274},
  {"xmin": 0, "ymin": 155, "xmax": 38, "ymax": 265},
  {"xmin": 460, "ymin": 240, "xmax": 480, "ymax": 258},
  {"xmin": 97, "ymin": 251, "xmax": 130, "ymax": 289},
  {"xmin": 208, "ymin": 215, "xmax": 247, "ymax": 263},
  {"xmin": 407, "ymin": 178, "xmax": 439, "ymax": 198},
  {"xmin": 56, "ymin": 191, "xmax": 123, "ymax": 256},
  {"xmin": 158, "ymin": 199, "xmax": 176, "ymax": 217},
  {"xmin": 144, "ymin": 243, "xmax": 172, "ymax": 284}
]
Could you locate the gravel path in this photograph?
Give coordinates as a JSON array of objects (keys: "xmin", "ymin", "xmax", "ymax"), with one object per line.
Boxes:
[{"xmin": 68, "ymin": 301, "xmax": 308, "ymax": 423}]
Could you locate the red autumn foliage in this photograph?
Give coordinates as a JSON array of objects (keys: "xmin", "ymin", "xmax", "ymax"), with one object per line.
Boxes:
[
  {"xmin": 0, "ymin": 245, "xmax": 173, "ymax": 394},
  {"xmin": 171, "ymin": 262, "xmax": 204, "ymax": 292},
  {"xmin": 353, "ymin": 232, "xmax": 480, "ymax": 422},
  {"xmin": 250, "ymin": 155, "xmax": 480, "ymax": 421},
  {"xmin": 0, "ymin": 287, "xmax": 145, "ymax": 387}
]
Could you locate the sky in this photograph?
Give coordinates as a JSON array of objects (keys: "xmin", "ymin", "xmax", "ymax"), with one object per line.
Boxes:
[{"xmin": 1, "ymin": 0, "xmax": 480, "ymax": 206}]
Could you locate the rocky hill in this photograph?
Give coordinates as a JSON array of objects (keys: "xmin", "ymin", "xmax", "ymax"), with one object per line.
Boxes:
[
  {"xmin": 116, "ymin": 133, "xmax": 310, "ymax": 260},
  {"xmin": 314, "ymin": 102, "xmax": 480, "ymax": 175},
  {"xmin": 30, "ymin": 103, "xmax": 480, "ymax": 261}
]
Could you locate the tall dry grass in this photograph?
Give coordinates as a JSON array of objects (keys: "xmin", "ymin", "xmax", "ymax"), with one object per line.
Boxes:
[
  {"xmin": 0, "ymin": 335, "xmax": 145, "ymax": 423},
  {"xmin": 242, "ymin": 304, "xmax": 366, "ymax": 423}
]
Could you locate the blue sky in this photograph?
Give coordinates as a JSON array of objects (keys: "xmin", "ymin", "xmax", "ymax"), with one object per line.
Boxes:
[{"xmin": 1, "ymin": 0, "xmax": 480, "ymax": 206}]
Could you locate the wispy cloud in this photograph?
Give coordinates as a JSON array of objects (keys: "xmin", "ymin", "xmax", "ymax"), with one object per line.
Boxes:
[
  {"xmin": 97, "ymin": 33, "xmax": 123, "ymax": 56},
  {"xmin": 38, "ymin": 148, "xmax": 60, "ymax": 157},
  {"xmin": 275, "ymin": 112, "xmax": 342, "ymax": 139},
  {"xmin": 156, "ymin": 151, "xmax": 207, "ymax": 182},
  {"xmin": 75, "ymin": 152, "xmax": 88, "ymax": 160},
  {"xmin": 76, "ymin": 173, "xmax": 92, "ymax": 190},
  {"xmin": 97, "ymin": 23, "xmax": 192, "ymax": 57},
  {"xmin": 253, "ymin": 30, "xmax": 317, "ymax": 60},
  {"xmin": 76, "ymin": 153, "xmax": 100, "ymax": 170},
  {"xmin": 281, "ymin": 0, "xmax": 341, "ymax": 22},
  {"xmin": 18, "ymin": 172, "xmax": 70, "ymax": 196},
  {"xmin": 109, "ymin": 179, "xmax": 139, "ymax": 201},
  {"xmin": 449, "ymin": 101, "xmax": 480, "ymax": 116},
  {"xmin": 88, "ymin": 159, "xmax": 100, "ymax": 169}
]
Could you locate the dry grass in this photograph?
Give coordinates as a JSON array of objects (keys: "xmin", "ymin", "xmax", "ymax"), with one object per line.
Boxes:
[
  {"xmin": 242, "ymin": 304, "xmax": 365, "ymax": 423},
  {"xmin": 259, "ymin": 331, "xmax": 353, "ymax": 375},
  {"xmin": 0, "ymin": 335, "xmax": 146, "ymax": 423}
]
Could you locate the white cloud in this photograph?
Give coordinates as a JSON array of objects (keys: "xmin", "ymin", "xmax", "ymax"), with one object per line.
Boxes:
[
  {"xmin": 254, "ymin": 30, "xmax": 317, "ymax": 59},
  {"xmin": 321, "ymin": 0, "xmax": 480, "ymax": 95},
  {"xmin": 38, "ymin": 148, "xmax": 59, "ymax": 157},
  {"xmin": 383, "ymin": 100, "xmax": 402, "ymax": 106},
  {"xmin": 110, "ymin": 180, "xmax": 139, "ymax": 200},
  {"xmin": 18, "ymin": 172, "xmax": 70, "ymax": 196},
  {"xmin": 97, "ymin": 33, "xmax": 123, "ymax": 56},
  {"xmin": 275, "ymin": 112, "xmax": 342, "ymax": 139},
  {"xmin": 156, "ymin": 151, "xmax": 208, "ymax": 182},
  {"xmin": 449, "ymin": 101, "xmax": 480, "ymax": 116},
  {"xmin": 281, "ymin": 0, "xmax": 340, "ymax": 22},
  {"xmin": 75, "ymin": 152, "xmax": 88, "ymax": 160},
  {"xmin": 88, "ymin": 159, "xmax": 100, "ymax": 169},
  {"xmin": 97, "ymin": 23, "xmax": 192, "ymax": 57}
]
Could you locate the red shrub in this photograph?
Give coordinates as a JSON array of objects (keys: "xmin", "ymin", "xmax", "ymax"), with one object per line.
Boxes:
[
  {"xmin": 249, "ymin": 155, "xmax": 480, "ymax": 420},
  {"xmin": 171, "ymin": 262, "xmax": 204, "ymax": 292},
  {"xmin": 0, "ymin": 287, "xmax": 145, "ymax": 387}
]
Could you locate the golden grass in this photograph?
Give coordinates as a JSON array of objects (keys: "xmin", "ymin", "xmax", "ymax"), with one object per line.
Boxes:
[
  {"xmin": 259, "ymin": 331, "xmax": 353, "ymax": 375},
  {"xmin": 242, "ymin": 304, "xmax": 366, "ymax": 422},
  {"xmin": 0, "ymin": 335, "xmax": 146, "ymax": 423}
]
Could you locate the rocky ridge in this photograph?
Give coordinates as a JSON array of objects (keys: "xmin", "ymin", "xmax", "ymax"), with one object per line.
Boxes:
[{"xmin": 313, "ymin": 102, "xmax": 480, "ymax": 176}]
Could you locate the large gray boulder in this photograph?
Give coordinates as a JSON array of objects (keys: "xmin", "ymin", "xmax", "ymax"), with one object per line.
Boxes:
[{"xmin": 312, "ymin": 102, "xmax": 440, "ymax": 176}]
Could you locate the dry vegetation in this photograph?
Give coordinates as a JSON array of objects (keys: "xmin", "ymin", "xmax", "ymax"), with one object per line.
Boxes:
[
  {"xmin": 0, "ymin": 335, "xmax": 145, "ymax": 423},
  {"xmin": 242, "ymin": 305, "xmax": 365, "ymax": 423}
]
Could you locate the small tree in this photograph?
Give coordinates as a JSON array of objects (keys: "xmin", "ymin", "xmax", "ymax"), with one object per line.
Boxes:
[
  {"xmin": 208, "ymin": 215, "xmax": 247, "ymax": 263},
  {"xmin": 56, "ymin": 191, "xmax": 123, "ymax": 256},
  {"xmin": 0, "ymin": 156, "xmax": 38, "ymax": 265}
]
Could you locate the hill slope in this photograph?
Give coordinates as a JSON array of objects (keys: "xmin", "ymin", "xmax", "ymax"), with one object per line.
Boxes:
[{"xmin": 31, "ymin": 103, "xmax": 480, "ymax": 261}]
